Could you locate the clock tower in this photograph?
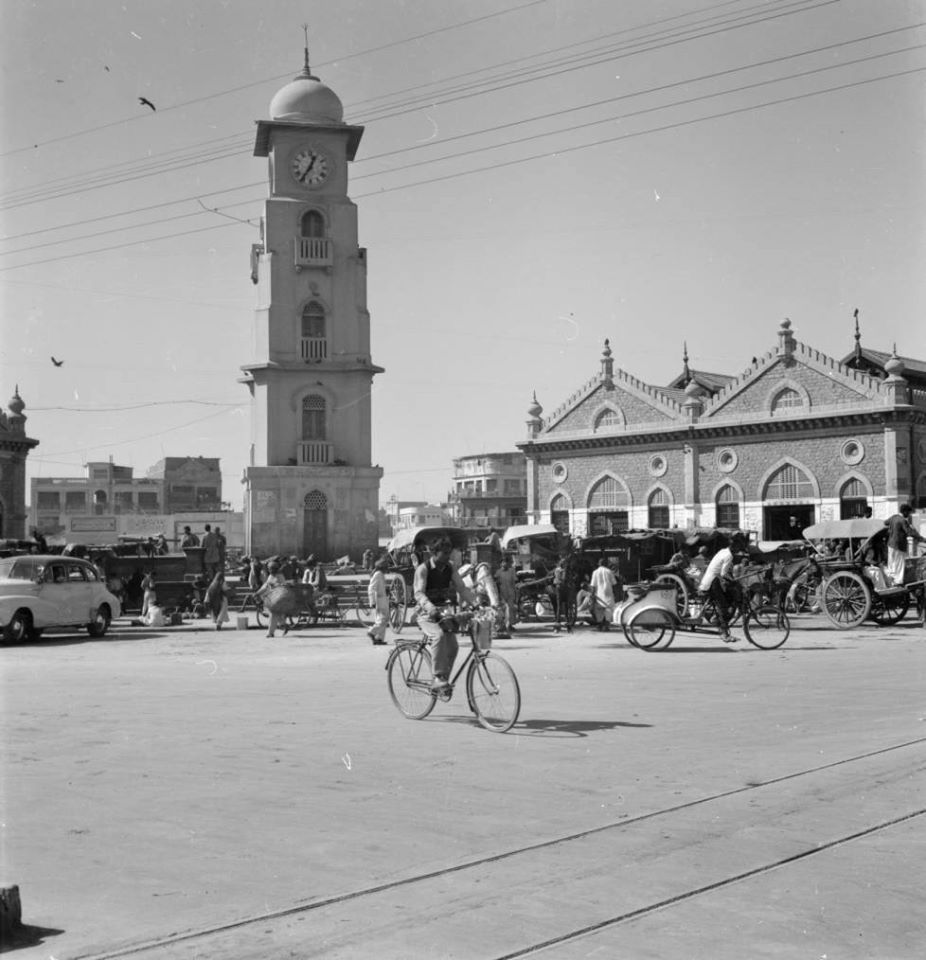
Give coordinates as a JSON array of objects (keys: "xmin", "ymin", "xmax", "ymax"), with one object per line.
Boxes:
[{"xmin": 241, "ymin": 45, "xmax": 383, "ymax": 560}]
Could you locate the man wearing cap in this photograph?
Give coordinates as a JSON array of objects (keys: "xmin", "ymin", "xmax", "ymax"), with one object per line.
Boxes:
[{"xmin": 699, "ymin": 533, "xmax": 747, "ymax": 643}]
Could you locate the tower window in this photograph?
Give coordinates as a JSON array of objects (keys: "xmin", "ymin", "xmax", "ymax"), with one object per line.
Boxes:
[
  {"xmin": 302, "ymin": 394, "xmax": 327, "ymax": 441},
  {"xmin": 301, "ymin": 301, "xmax": 328, "ymax": 361},
  {"xmin": 300, "ymin": 210, "xmax": 326, "ymax": 238}
]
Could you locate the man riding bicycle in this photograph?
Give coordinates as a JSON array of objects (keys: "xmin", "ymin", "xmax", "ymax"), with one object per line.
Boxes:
[
  {"xmin": 698, "ymin": 532, "xmax": 748, "ymax": 643},
  {"xmin": 413, "ymin": 537, "xmax": 477, "ymax": 695}
]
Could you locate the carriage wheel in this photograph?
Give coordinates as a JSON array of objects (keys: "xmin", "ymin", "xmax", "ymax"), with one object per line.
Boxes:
[
  {"xmin": 388, "ymin": 575, "xmax": 408, "ymax": 633},
  {"xmin": 626, "ymin": 608, "xmax": 676, "ymax": 650},
  {"xmin": 869, "ymin": 592, "xmax": 909, "ymax": 626},
  {"xmin": 654, "ymin": 574, "xmax": 690, "ymax": 618},
  {"xmin": 821, "ymin": 571, "xmax": 871, "ymax": 628}
]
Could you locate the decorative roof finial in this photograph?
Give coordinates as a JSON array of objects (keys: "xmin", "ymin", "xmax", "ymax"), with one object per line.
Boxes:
[
  {"xmin": 682, "ymin": 341, "xmax": 691, "ymax": 384},
  {"xmin": 853, "ymin": 307, "xmax": 861, "ymax": 359},
  {"xmin": 300, "ymin": 23, "xmax": 317, "ymax": 79},
  {"xmin": 600, "ymin": 338, "xmax": 614, "ymax": 385}
]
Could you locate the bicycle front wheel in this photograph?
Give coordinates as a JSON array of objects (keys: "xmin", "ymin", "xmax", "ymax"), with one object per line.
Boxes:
[
  {"xmin": 466, "ymin": 652, "xmax": 520, "ymax": 733},
  {"xmin": 743, "ymin": 604, "xmax": 790, "ymax": 649},
  {"xmin": 387, "ymin": 644, "xmax": 437, "ymax": 720}
]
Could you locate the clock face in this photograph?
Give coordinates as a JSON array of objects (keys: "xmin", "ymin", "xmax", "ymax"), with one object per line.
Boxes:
[{"xmin": 291, "ymin": 149, "xmax": 330, "ymax": 186}]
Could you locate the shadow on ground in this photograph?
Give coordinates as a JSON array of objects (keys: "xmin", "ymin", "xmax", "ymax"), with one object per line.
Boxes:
[{"xmin": 1, "ymin": 923, "xmax": 65, "ymax": 953}]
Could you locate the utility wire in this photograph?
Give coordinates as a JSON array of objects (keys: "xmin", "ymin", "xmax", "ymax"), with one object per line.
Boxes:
[
  {"xmin": 0, "ymin": 0, "xmax": 548, "ymax": 159},
  {"xmin": 2, "ymin": 44, "xmax": 922, "ymax": 262},
  {"xmin": 0, "ymin": 0, "xmax": 839, "ymax": 207}
]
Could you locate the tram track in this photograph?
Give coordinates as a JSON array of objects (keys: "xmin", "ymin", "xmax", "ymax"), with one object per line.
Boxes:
[{"xmin": 77, "ymin": 734, "xmax": 926, "ymax": 959}]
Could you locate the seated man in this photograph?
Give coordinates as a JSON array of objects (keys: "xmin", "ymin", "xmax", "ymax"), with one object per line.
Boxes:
[{"xmin": 413, "ymin": 536, "xmax": 476, "ymax": 696}]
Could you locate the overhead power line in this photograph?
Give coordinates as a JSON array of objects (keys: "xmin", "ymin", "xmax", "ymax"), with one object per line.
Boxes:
[
  {"xmin": 0, "ymin": 0, "xmax": 844, "ymax": 208},
  {"xmin": 2, "ymin": 40, "xmax": 923, "ymax": 263}
]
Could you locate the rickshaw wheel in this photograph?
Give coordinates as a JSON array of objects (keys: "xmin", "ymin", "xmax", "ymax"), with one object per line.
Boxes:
[
  {"xmin": 388, "ymin": 575, "xmax": 408, "ymax": 632},
  {"xmin": 626, "ymin": 609, "xmax": 676, "ymax": 650},
  {"xmin": 654, "ymin": 573, "xmax": 690, "ymax": 618},
  {"xmin": 869, "ymin": 591, "xmax": 909, "ymax": 626},
  {"xmin": 821, "ymin": 571, "xmax": 871, "ymax": 628}
]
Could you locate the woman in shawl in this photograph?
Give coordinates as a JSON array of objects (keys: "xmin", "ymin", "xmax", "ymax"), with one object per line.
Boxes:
[{"xmin": 205, "ymin": 571, "xmax": 231, "ymax": 630}]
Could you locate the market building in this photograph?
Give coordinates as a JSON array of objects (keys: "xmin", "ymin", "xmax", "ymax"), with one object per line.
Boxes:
[
  {"xmin": 518, "ymin": 320, "xmax": 926, "ymax": 541},
  {"xmin": 240, "ymin": 43, "xmax": 382, "ymax": 560},
  {"xmin": 0, "ymin": 387, "xmax": 39, "ymax": 539}
]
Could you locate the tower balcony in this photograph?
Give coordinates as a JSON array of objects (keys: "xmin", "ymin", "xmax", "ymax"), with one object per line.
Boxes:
[
  {"xmin": 298, "ymin": 441, "xmax": 334, "ymax": 465},
  {"xmin": 301, "ymin": 337, "xmax": 328, "ymax": 362},
  {"xmin": 295, "ymin": 237, "xmax": 332, "ymax": 269}
]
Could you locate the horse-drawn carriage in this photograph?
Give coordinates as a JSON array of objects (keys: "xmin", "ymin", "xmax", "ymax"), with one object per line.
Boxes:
[{"xmin": 802, "ymin": 518, "xmax": 926, "ymax": 628}]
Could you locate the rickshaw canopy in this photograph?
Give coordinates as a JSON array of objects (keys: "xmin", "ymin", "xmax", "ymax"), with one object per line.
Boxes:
[
  {"xmin": 384, "ymin": 526, "xmax": 472, "ymax": 555},
  {"xmin": 802, "ymin": 518, "xmax": 886, "ymax": 542},
  {"xmin": 501, "ymin": 524, "xmax": 560, "ymax": 548}
]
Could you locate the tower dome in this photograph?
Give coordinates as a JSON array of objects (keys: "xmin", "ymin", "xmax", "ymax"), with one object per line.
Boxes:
[{"xmin": 269, "ymin": 43, "xmax": 343, "ymax": 124}]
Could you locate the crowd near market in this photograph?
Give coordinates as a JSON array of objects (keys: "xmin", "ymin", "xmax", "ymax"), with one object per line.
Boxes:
[{"xmin": 2, "ymin": 503, "xmax": 924, "ymax": 665}]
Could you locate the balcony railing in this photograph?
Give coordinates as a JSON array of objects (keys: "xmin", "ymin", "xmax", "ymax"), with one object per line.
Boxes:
[
  {"xmin": 301, "ymin": 337, "xmax": 328, "ymax": 361},
  {"xmin": 298, "ymin": 441, "xmax": 334, "ymax": 465},
  {"xmin": 295, "ymin": 237, "xmax": 332, "ymax": 268}
]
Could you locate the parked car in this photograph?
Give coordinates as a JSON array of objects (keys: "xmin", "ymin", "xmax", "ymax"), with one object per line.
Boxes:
[{"xmin": 0, "ymin": 554, "xmax": 122, "ymax": 642}]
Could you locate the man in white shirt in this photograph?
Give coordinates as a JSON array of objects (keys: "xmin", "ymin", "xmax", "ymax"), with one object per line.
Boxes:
[{"xmin": 699, "ymin": 533, "xmax": 746, "ymax": 643}]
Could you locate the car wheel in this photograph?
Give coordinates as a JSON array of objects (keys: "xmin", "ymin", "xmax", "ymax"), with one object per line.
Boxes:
[
  {"xmin": 3, "ymin": 608, "xmax": 33, "ymax": 643},
  {"xmin": 87, "ymin": 605, "xmax": 111, "ymax": 638}
]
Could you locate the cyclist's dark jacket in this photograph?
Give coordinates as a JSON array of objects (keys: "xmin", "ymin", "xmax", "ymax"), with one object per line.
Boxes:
[{"xmin": 419, "ymin": 560, "xmax": 456, "ymax": 606}]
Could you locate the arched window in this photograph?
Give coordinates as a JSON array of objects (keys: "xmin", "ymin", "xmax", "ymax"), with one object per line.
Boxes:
[
  {"xmin": 715, "ymin": 484, "xmax": 740, "ymax": 529},
  {"xmin": 839, "ymin": 478, "xmax": 868, "ymax": 519},
  {"xmin": 300, "ymin": 210, "xmax": 325, "ymax": 238},
  {"xmin": 302, "ymin": 394, "xmax": 327, "ymax": 441},
  {"xmin": 647, "ymin": 489, "xmax": 670, "ymax": 529},
  {"xmin": 594, "ymin": 407, "xmax": 622, "ymax": 431},
  {"xmin": 301, "ymin": 301, "xmax": 327, "ymax": 361},
  {"xmin": 765, "ymin": 464, "xmax": 814, "ymax": 500},
  {"xmin": 550, "ymin": 493, "xmax": 569, "ymax": 534},
  {"xmin": 301, "ymin": 301, "xmax": 326, "ymax": 338},
  {"xmin": 93, "ymin": 489, "xmax": 107, "ymax": 516},
  {"xmin": 772, "ymin": 387, "xmax": 803, "ymax": 414},
  {"xmin": 587, "ymin": 476, "xmax": 629, "ymax": 535}
]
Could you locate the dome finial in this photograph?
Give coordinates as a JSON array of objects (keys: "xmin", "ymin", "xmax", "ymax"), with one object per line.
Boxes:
[
  {"xmin": 853, "ymin": 307, "xmax": 861, "ymax": 359},
  {"xmin": 300, "ymin": 23, "xmax": 317, "ymax": 80},
  {"xmin": 682, "ymin": 340, "xmax": 691, "ymax": 384}
]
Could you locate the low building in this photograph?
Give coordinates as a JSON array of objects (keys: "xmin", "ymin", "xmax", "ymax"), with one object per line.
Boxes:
[
  {"xmin": 0, "ymin": 387, "xmax": 39, "ymax": 539},
  {"xmin": 448, "ymin": 452, "xmax": 527, "ymax": 530},
  {"xmin": 518, "ymin": 320, "xmax": 926, "ymax": 540},
  {"xmin": 31, "ymin": 458, "xmax": 243, "ymax": 548}
]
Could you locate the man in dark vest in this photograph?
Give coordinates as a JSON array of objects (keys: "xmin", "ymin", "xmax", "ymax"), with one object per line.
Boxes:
[{"xmin": 413, "ymin": 537, "xmax": 476, "ymax": 696}]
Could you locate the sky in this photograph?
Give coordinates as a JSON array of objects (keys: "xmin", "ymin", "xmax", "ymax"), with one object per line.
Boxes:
[{"xmin": 2, "ymin": 0, "xmax": 925, "ymax": 508}]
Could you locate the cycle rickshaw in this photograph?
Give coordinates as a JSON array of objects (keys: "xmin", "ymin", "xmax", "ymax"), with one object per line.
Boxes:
[{"xmin": 501, "ymin": 524, "xmax": 566, "ymax": 620}]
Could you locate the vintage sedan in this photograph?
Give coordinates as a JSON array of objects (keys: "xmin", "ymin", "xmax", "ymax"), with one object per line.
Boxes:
[{"xmin": 0, "ymin": 554, "xmax": 122, "ymax": 642}]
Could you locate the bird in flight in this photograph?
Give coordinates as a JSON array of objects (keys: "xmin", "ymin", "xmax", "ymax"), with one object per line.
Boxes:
[
  {"xmin": 138, "ymin": 96, "xmax": 156, "ymax": 111},
  {"xmin": 51, "ymin": 356, "xmax": 64, "ymax": 367}
]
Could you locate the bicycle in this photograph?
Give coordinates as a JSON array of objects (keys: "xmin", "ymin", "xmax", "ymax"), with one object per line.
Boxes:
[{"xmin": 385, "ymin": 607, "xmax": 521, "ymax": 733}]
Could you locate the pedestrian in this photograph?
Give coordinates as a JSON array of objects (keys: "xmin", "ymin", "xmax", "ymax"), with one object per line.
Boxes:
[
  {"xmin": 180, "ymin": 525, "xmax": 199, "ymax": 548},
  {"xmin": 31, "ymin": 527, "xmax": 48, "ymax": 553},
  {"xmin": 886, "ymin": 503, "xmax": 924, "ymax": 586},
  {"xmin": 156, "ymin": 533, "xmax": 169, "ymax": 555},
  {"xmin": 366, "ymin": 558, "xmax": 390, "ymax": 645},
  {"xmin": 256, "ymin": 561, "xmax": 289, "ymax": 638},
  {"xmin": 248, "ymin": 556, "xmax": 263, "ymax": 592},
  {"xmin": 140, "ymin": 570, "xmax": 157, "ymax": 619},
  {"xmin": 495, "ymin": 556, "xmax": 519, "ymax": 632},
  {"xmin": 589, "ymin": 557, "xmax": 617, "ymax": 631},
  {"xmin": 205, "ymin": 571, "xmax": 231, "ymax": 630},
  {"xmin": 303, "ymin": 555, "xmax": 328, "ymax": 591},
  {"xmin": 575, "ymin": 580, "xmax": 593, "ymax": 624},
  {"xmin": 201, "ymin": 524, "xmax": 220, "ymax": 580},
  {"xmin": 214, "ymin": 526, "xmax": 227, "ymax": 569},
  {"xmin": 362, "ymin": 548, "xmax": 374, "ymax": 571}
]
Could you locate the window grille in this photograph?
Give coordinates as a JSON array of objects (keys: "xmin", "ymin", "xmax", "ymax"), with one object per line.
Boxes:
[
  {"xmin": 588, "ymin": 477, "xmax": 629, "ymax": 509},
  {"xmin": 772, "ymin": 388, "xmax": 803, "ymax": 413},
  {"xmin": 302, "ymin": 394, "xmax": 327, "ymax": 441},
  {"xmin": 594, "ymin": 408, "xmax": 622, "ymax": 429},
  {"xmin": 765, "ymin": 464, "xmax": 813, "ymax": 500},
  {"xmin": 304, "ymin": 490, "xmax": 327, "ymax": 511}
]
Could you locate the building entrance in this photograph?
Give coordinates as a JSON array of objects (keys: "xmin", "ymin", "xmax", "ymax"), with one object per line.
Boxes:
[
  {"xmin": 303, "ymin": 491, "xmax": 328, "ymax": 559},
  {"xmin": 764, "ymin": 504, "xmax": 814, "ymax": 540}
]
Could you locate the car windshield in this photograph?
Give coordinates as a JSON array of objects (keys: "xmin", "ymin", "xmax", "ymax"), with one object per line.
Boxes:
[{"xmin": 0, "ymin": 558, "xmax": 41, "ymax": 580}]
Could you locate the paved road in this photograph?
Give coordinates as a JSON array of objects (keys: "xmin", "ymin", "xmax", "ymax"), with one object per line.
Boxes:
[{"xmin": 1, "ymin": 613, "xmax": 924, "ymax": 958}]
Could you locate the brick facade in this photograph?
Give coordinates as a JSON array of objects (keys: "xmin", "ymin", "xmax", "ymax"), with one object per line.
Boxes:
[{"xmin": 518, "ymin": 322, "xmax": 926, "ymax": 541}]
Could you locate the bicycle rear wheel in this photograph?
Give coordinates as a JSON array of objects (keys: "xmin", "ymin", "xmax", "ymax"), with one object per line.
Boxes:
[
  {"xmin": 466, "ymin": 652, "xmax": 520, "ymax": 733},
  {"xmin": 387, "ymin": 644, "xmax": 437, "ymax": 719},
  {"xmin": 743, "ymin": 604, "xmax": 790, "ymax": 649}
]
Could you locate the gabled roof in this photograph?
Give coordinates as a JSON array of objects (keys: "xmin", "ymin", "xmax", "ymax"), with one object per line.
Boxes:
[
  {"xmin": 840, "ymin": 347, "xmax": 926, "ymax": 386},
  {"xmin": 664, "ymin": 368, "xmax": 736, "ymax": 394}
]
